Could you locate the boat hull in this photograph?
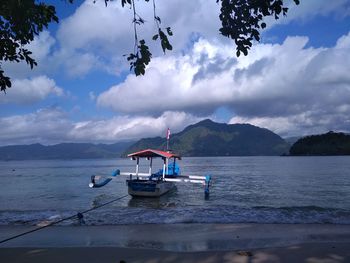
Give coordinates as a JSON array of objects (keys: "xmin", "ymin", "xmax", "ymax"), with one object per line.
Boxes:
[{"xmin": 127, "ymin": 179, "xmax": 175, "ymax": 197}]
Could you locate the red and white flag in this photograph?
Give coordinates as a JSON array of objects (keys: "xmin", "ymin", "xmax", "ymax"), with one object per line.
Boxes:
[{"xmin": 166, "ymin": 128, "xmax": 171, "ymax": 140}]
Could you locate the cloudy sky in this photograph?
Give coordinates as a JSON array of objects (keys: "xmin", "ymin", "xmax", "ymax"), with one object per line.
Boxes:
[{"xmin": 1, "ymin": 0, "xmax": 350, "ymax": 145}]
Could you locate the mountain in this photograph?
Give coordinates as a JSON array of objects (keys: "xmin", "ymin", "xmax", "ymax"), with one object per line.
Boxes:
[
  {"xmin": 125, "ymin": 119, "xmax": 289, "ymax": 156},
  {"xmin": 0, "ymin": 141, "xmax": 134, "ymax": 160},
  {"xmin": 289, "ymin": 131, "xmax": 350, "ymax": 156}
]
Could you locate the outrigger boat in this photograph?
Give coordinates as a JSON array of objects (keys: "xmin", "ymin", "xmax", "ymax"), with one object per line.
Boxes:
[{"xmin": 89, "ymin": 148, "xmax": 212, "ymax": 198}]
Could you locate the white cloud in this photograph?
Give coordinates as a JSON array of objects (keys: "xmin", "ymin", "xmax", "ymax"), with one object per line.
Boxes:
[
  {"xmin": 2, "ymin": 1, "xmax": 217, "ymax": 79},
  {"xmin": 0, "ymin": 76, "xmax": 63, "ymax": 104},
  {"xmin": 4, "ymin": 1, "xmax": 349, "ymax": 80},
  {"xmin": 53, "ymin": 0, "xmax": 223, "ymax": 76},
  {"xmin": 96, "ymin": 37, "xmax": 310, "ymax": 114},
  {"xmin": 64, "ymin": 51, "xmax": 100, "ymax": 77},
  {"xmin": 57, "ymin": 0, "xmax": 222, "ymax": 52},
  {"xmin": 0, "ymin": 108, "xmax": 72, "ymax": 145},
  {"xmin": 69, "ymin": 111, "xmax": 200, "ymax": 142},
  {"xmin": 0, "ymin": 108, "xmax": 200, "ymax": 146},
  {"xmin": 230, "ymin": 107, "xmax": 350, "ymax": 138},
  {"xmin": 96, "ymin": 38, "xmax": 238, "ymax": 114},
  {"xmin": 54, "ymin": 0, "xmax": 137, "ymax": 76},
  {"xmin": 57, "ymin": 1, "xmax": 133, "ymax": 52},
  {"xmin": 7, "ymin": 0, "xmax": 341, "ymax": 79},
  {"xmin": 97, "ymin": 32, "xmax": 350, "ymax": 136},
  {"xmin": 28, "ymin": 31, "xmax": 56, "ymax": 62}
]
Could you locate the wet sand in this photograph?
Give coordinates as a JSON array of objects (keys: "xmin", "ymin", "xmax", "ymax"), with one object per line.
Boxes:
[{"xmin": 1, "ymin": 224, "xmax": 350, "ymax": 262}]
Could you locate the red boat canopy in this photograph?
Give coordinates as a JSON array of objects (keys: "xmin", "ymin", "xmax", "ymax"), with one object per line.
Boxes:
[{"xmin": 127, "ymin": 149, "xmax": 181, "ymax": 160}]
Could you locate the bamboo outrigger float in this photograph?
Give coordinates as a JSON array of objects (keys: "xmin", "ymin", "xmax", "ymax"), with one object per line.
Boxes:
[{"xmin": 89, "ymin": 148, "xmax": 212, "ymax": 198}]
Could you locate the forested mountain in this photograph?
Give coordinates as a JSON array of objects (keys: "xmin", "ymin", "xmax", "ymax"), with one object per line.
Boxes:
[
  {"xmin": 0, "ymin": 120, "xmax": 292, "ymax": 160},
  {"xmin": 289, "ymin": 132, "xmax": 350, "ymax": 156},
  {"xmin": 125, "ymin": 119, "xmax": 289, "ymax": 156},
  {"xmin": 0, "ymin": 142, "xmax": 133, "ymax": 160}
]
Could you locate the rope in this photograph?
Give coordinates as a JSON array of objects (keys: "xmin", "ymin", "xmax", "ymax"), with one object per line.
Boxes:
[{"xmin": 0, "ymin": 194, "xmax": 129, "ymax": 245}]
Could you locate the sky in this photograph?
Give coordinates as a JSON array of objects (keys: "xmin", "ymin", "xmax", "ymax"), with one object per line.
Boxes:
[{"xmin": 1, "ymin": 0, "xmax": 350, "ymax": 146}]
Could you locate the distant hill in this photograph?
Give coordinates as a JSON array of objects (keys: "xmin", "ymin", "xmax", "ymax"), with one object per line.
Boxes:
[
  {"xmin": 289, "ymin": 131, "xmax": 350, "ymax": 156},
  {"xmin": 0, "ymin": 141, "xmax": 134, "ymax": 160},
  {"xmin": 125, "ymin": 119, "xmax": 289, "ymax": 156}
]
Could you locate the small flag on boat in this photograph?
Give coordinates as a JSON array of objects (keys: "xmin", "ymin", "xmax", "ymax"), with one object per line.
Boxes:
[{"xmin": 166, "ymin": 128, "xmax": 171, "ymax": 140}]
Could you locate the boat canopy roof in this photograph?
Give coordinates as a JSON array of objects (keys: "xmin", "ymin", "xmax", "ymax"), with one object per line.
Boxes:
[{"xmin": 127, "ymin": 149, "xmax": 181, "ymax": 160}]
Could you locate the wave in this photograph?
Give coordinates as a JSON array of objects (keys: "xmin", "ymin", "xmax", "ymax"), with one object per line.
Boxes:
[{"xmin": 1, "ymin": 205, "xmax": 350, "ymax": 226}]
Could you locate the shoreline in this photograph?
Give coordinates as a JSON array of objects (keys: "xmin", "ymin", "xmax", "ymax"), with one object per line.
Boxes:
[
  {"xmin": 1, "ymin": 223, "xmax": 350, "ymax": 262},
  {"xmin": 1, "ymin": 243, "xmax": 349, "ymax": 263},
  {"xmin": 1, "ymin": 223, "xmax": 350, "ymax": 249},
  {"xmin": 0, "ymin": 224, "xmax": 350, "ymax": 263}
]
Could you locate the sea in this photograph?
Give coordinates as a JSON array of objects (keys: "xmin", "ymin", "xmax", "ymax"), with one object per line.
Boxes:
[{"xmin": 0, "ymin": 156, "xmax": 350, "ymax": 226}]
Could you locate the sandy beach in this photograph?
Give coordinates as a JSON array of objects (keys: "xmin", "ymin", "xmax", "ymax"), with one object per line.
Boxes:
[{"xmin": 1, "ymin": 223, "xmax": 350, "ymax": 262}]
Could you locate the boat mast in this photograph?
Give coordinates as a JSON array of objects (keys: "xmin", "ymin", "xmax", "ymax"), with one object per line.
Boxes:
[
  {"xmin": 166, "ymin": 128, "xmax": 170, "ymax": 176},
  {"xmin": 166, "ymin": 127, "xmax": 170, "ymax": 151}
]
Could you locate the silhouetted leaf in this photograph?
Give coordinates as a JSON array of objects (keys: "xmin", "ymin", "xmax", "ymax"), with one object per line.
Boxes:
[
  {"xmin": 217, "ymin": 0, "xmax": 300, "ymax": 58},
  {"xmin": 121, "ymin": 0, "xmax": 131, "ymax": 7},
  {"xmin": 155, "ymin": 16, "xmax": 161, "ymax": 24},
  {"xmin": 127, "ymin": 40, "xmax": 151, "ymax": 76},
  {"xmin": 166, "ymin": 27, "xmax": 173, "ymax": 36}
]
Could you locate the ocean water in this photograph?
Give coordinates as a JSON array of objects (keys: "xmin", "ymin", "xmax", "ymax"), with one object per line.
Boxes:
[{"xmin": 0, "ymin": 156, "xmax": 349, "ymax": 226}]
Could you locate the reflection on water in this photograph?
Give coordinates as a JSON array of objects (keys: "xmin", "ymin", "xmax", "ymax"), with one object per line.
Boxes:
[{"xmin": 128, "ymin": 187, "xmax": 178, "ymax": 208}]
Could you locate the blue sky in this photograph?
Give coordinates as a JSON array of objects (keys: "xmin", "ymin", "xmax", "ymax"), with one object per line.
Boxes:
[{"xmin": 1, "ymin": 0, "xmax": 350, "ymax": 145}]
